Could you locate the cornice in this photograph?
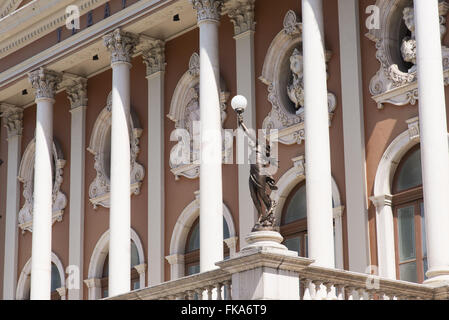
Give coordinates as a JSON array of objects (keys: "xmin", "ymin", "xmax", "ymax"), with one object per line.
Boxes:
[
  {"xmin": 0, "ymin": 0, "xmax": 110, "ymax": 59},
  {"xmin": 0, "ymin": 0, "xmax": 23, "ymax": 19}
]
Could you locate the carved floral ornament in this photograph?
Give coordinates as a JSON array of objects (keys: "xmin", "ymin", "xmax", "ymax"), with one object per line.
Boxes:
[
  {"xmin": 17, "ymin": 138, "xmax": 67, "ymax": 233},
  {"xmin": 87, "ymin": 92, "xmax": 145, "ymax": 208},
  {"xmin": 167, "ymin": 52, "xmax": 231, "ymax": 180},
  {"xmin": 259, "ymin": 10, "xmax": 337, "ymax": 145},
  {"xmin": 366, "ymin": 0, "xmax": 449, "ymax": 109}
]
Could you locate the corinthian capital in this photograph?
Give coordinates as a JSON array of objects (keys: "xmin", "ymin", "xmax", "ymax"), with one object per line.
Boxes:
[
  {"xmin": 28, "ymin": 68, "xmax": 62, "ymax": 100},
  {"xmin": 227, "ymin": 0, "xmax": 256, "ymax": 36},
  {"xmin": 103, "ymin": 29, "xmax": 140, "ymax": 65},
  {"xmin": 66, "ymin": 78, "xmax": 88, "ymax": 109},
  {"xmin": 0, "ymin": 103, "xmax": 23, "ymax": 138},
  {"xmin": 141, "ymin": 40, "xmax": 166, "ymax": 76},
  {"xmin": 191, "ymin": 0, "xmax": 223, "ymax": 23}
]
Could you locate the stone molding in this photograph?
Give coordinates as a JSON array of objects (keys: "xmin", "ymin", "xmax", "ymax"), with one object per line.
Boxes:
[
  {"xmin": 0, "ymin": 0, "xmax": 22, "ymax": 19},
  {"xmin": 17, "ymin": 138, "xmax": 67, "ymax": 233},
  {"xmin": 366, "ymin": 0, "xmax": 449, "ymax": 109},
  {"xmin": 226, "ymin": 0, "xmax": 256, "ymax": 36},
  {"xmin": 191, "ymin": 0, "xmax": 223, "ymax": 23},
  {"xmin": 0, "ymin": 0, "xmax": 109, "ymax": 59},
  {"xmin": 28, "ymin": 68, "xmax": 62, "ymax": 100},
  {"xmin": 141, "ymin": 40, "xmax": 166, "ymax": 76},
  {"xmin": 87, "ymin": 91, "xmax": 145, "ymax": 209},
  {"xmin": 103, "ymin": 28, "xmax": 140, "ymax": 65},
  {"xmin": 66, "ymin": 77, "xmax": 88, "ymax": 109},
  {"xmin": 0, "ymin": 103, "xmax": 23, "ymax": 138},
  {"xmin": 167, "ymin": 52, "xmax": 230, "ymax": 180},
  {"xmin": 259, "ymin": 10, "xmax": 336, "ymax": 145}
]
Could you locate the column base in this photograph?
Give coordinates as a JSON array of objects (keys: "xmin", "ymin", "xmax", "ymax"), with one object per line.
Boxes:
[
  {"xmin": 424, "ymin": 268, "xmax": 449, "ymax": 286},
  {"xmin": 239, "ymin": 230, "xmax": 298, "ymax": 257}
]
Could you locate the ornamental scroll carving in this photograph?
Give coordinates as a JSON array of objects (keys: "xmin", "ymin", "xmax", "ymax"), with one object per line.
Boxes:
[
  {"xmin": 259, "ymin": 10, "xmax": 337, "ymax": 145},
  {"xmin": 366, "ymin": 0, "xmax": 449, "ymax": 109},
  {"xmin": 17, "ymin": 139, "xmax": 67, "ymax": 233},
  {"xmin": 167, "ymin": 52, "xmax": 231, "ymax": 180},
  {"xmin": 87, "ymin": 92, "xmax": 145, "ymax": 208}
]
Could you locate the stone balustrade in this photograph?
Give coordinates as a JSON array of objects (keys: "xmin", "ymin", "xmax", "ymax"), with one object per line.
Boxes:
[{"xmin": 106, "ymin": 251, "xmax": 449, "ymax": 301}]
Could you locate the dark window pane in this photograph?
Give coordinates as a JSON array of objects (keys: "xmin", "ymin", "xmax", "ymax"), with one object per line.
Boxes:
[
  {"xmin": 399, "ymin": 261, "xmax": 418, "ymax": 283},
  {"xmin": 284, "ymin": 184, "xmax": 307, "ymax": 224},
  {"xmin": 187, "ymin": 264, "xmax": 200, "ymax": 276},
  {"xmin": 420, "ymin": 202, "xmax": 427, "ymax": 258},
  {"xmin": 50, "ymin": 263, "xmax": 61, "ymax": 292},
  {"xmin": 131, "ymin": 241, "xmax": 139, "ymax": 268},
  {"xmin": 395, "ymin": 148, "xmax": 422, "ymax": 192},
  {"xmin": 284, "ymin": 237, "xmax": 301, "ymax": 254},
  {"xmin": 398, "ymin": 206, "xmax": 416, "ymax": 262}
]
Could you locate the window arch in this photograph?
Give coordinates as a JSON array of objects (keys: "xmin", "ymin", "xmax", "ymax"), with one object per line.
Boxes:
[
  {"xmin": 184, "ymin": 216, "xmax": 231, "ymax": 276},
  {"xmin": 16, "ymin": 252, "xmax": 66, "ymax": 300},
  {"xmin": 100, "ymin": 240, "xmax": 142, "ymax": 298},
  {"xmin": 391, "ymin": 145, "xmax": 426, "ymax": 283},
  {"xmin": 167, "ymin": 194, "xmax": 237, "ymax": 280},
  {"xmin": 85, "ymin": 228, "xmax": 146, "ymax": 300},
  {"xmin": 271, "ymin": 157, "xmax": 344, "ymax": 268}
]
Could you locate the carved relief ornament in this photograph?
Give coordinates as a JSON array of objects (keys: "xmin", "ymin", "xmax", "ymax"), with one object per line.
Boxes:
[
  {"xmin": 87, "ymin": 92, "xmax": 145, "ymax": 208},
  {"xmin": 167, "ymin": 52, "xmax": 231, "ymax": 180},
  {"xmin": 259, "ymin": 10, "xmax": 337, "ymax": 145},
  {"xmin": 17, "ymin": 139, "xmax": 67, "ymax": 233},
  {"xmin": 366, "ymin": 0, "xmax": 449, "ymax": 109}
]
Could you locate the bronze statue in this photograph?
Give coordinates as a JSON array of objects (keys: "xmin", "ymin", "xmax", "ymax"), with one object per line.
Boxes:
[{"xmin": 233, "ymin": 96, "xmax": 279, "ymax": 232}]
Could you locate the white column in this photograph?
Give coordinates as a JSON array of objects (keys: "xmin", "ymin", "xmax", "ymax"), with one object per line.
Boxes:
[
  {"xmin": 142, "ymin": 40, "xmax": 165, "ymax": 286},
  {"xmin": 0, "ymin": 104, "xmax": 23, "ymax": 300},
  {"xmin": 302, "ymin": 0, "xmax": 335, "ymax": 268},
  {"xmin": 103, "ymin": 29, "xmax": 139, "ymax": 296},
  {"xmin": 228, "ymin": 0, "xmax": 257, "ymax": 249},
  {"xmin": 370, "ymin": 194, "xmax": 396, "ymax": 279},
  {"xmin": 28, "ymin": 68, "xmax": 62, "ymax": 300},
  {"xmin": 337, "ymin": 0, "xmax": 370, "ymax": 273},
  {"xmin": 191, "ymin": 0, "xmax": 224, "ymax": 272},
  {"xmin": 66, "ymin": 78, "xmax": 87, "ymax": 299},
  {"xmin": 414, "ymin": 0, "xmax": 449, "ymax": 284}
]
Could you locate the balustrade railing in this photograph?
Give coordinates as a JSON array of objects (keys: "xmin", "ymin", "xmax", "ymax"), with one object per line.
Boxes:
[{"xmin": 107, "ymin": 252, "xmax": 448, "ymax": 301}]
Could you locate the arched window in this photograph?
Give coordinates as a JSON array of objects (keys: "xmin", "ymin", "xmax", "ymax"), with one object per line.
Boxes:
[
  {"xmin": 184, "ymin": 217, "xmax": 230, "ymax": 276},
  {"xmin": 280, "ymin": 181, "xmax": 337, "ymax": 262},
  {"xmin": 392, "ymin": 145, "xmax": 426, "ymax": 283},
  {"xmin": 100, "ymin": 241, "xmax": 141, "ymax": 298},
  {"xmin": 22, "ymin": 262, "xmax": 63, "ymax": 300}
]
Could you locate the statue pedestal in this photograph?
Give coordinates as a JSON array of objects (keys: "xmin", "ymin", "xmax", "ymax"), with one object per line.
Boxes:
[
  {"xmin": 239, "ymin": 230, "xmax": 297, "ymax": 257},
  {"xmin": 217, "ymin": 230, "xmax": 307, "ymax": 300}
]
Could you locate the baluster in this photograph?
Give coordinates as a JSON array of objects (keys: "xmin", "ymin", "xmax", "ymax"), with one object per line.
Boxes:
[
  {"xmin": 346, "ymin": 286, "xmax": 356, "ymax": 300},
  {"xmin": 335, "ymin": 284, "xmax": 345, "ymax": 300},
  {"xmin": 215, "ymin": 283, "xmax": 223, "ymax": 300},
  {"xmin": 195, "ymin": 289, "xmax": 203, "ymax": 300},
  {"xmin": 312, "ymin": 280, "xmax": 325, "ymax": 300},
  {"xmin": 304, "ymin": 279, "xmax": 315, "ymax": 300},
  {"xmin": 206, "ymin": 286, "xmax": 213, "ymax": 300},
  {"xmin": 224, "ymin": 281, "xmax": 232, "ymax": 300},
  {"xmin": 187, "ymin": 290, "xmax": 195, "ymax": 300},
  {"xmin": 324, "ymin": 282, "xmax": 337, "ymax": 300}
]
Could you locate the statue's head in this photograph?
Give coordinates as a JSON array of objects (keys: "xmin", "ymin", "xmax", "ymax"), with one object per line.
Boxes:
[{"xmin": 290, "ymin": 48, "xmax": 303, "ymax": 76}]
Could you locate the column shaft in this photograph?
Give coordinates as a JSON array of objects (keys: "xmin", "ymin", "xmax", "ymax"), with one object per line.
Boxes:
[
  {"xmin": 109, "ymin": 62, "xmax": 131, "ymax": 295},
  {"xmin": 147, "ymin": 71, "xmax": 165, "ymax": 285},
  {"xmin": 302, "ymin": 0, "xmax": 335, "ymax": 268},
  {"xmin": 414, "ymin": 0, "xmax": 449, "ymax": 283},
  {"xmin": 337, "ymin": 0, "xmax": 370, "ymax": 272},
  {"xmin": 67, "ymin": 78, "xmax": 87, "ymax": 300},
  {"xmin": 235, "ymin": 31, "xmax": 257, "ymax": 249},
  {"xmin": 30, "ymin": 98, "xmax": 54, "ymax": 300},
  {"xmin": 1, "ymin": 105, "xmax": 22, "ymax": 299},
  {"xmin": 199, "ymin": 20, "xmax": 224, "ymax": 272}
]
